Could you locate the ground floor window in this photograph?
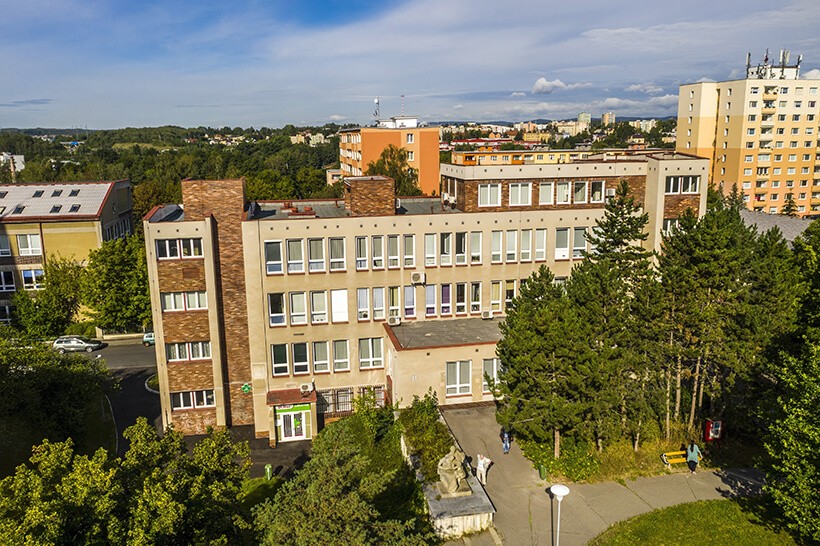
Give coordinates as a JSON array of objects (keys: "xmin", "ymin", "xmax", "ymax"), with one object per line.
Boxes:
[
  {"xmin": 446, "ymin": 360, "xmax": 471, "ymax": 396},
  {"xmin": 171, "ymin": 389, "xmax": 215, "ymax": 409},
  {"xmin": 483, "ymin": 358, "xmax": 501, "ymax": 392}
]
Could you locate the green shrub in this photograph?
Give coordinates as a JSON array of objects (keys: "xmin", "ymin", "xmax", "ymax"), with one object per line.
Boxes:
[
  {"xmin": 397, "ymin": 390, "xmax": 454, "ymax": 482},
  {"xmin": 65, "ymin": 321, "xmax": 97, "ymax": 337},
  {"xmin": 520, "ymin": 437, "xmax": 600, "ymax": 482}
]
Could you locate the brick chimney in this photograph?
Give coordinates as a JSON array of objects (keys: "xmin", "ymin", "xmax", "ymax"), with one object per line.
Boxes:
[{"xmin": 343, "ymin": 176, "xmax": 396, "ymax": 216}]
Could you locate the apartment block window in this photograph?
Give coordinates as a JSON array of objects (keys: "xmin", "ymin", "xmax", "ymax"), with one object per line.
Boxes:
[
  {"xmin": 490, "ymin": 281, "xmax": 502, "ymax": 313},
  {"xmin": 371, "ymin": 235, "xmax": 384, "ymax": 269},
  {"xmin": 440, "ymin": 284, "xmax": 452, "ymax": 315},
  {"xmin": 0, "ymin": 236, "xmax": 9, "ymax": 256},
  {"xmin": 265, "ymin": 241, "xmax": 283, "ymax": 274},
  {"xmin": 310, "ymin": 291, "xmax": 328, "ymax": 323},
  {"xmin": 747, "ymin": 128, "xmax": 756, "ymax": 136},
  {"xmin": 329, "ymin": 238, "xmax": 345, "ymax": 270},
  {"xmin": 574, "ymin": 181, "xmax": 588, "ymax": 203},
  {"xmin": 793, "ymin": 114, "xmax": 801, "ymax": 122},
  {"xmin": 470, "ymin": 232, "xmax": 482, "ymax": 264},
  {"xmin": 330, "ymin": 289, "xmax": 348, "ymax": 322},
  {"xmin": 555, "ymin": 228, "xmax": 569, "ymax": 260},
  {"xmin": 17, "ymin": 234, "xmax": 41, "ymax": 256},
  {"xmin": 286, "ymin": 239, "xmax": 304, "ymax": 273},
  {"xmin": 590, "ymin": 181, "xmax": 604, "ymax": 203},
  {"xmin": 425, "ymin": 285, "xmax": 436, "ymax": 316},
  {"xmin": 424, "ymin": 234, "xmax": 436, "ymax": 266},
  {"xmin": 505, "ymin": 230, "xmax": 517, "ymax": 262},
  {"xmin": 470, "ymin": 282, "xmax": 482, "ymax": 313},
  {"xmin": 166, "ymin": 341, "xmax": 211, "ymax": 362},
  {"xmin": 539, "ymin": 182, "xmax": 554, "ymax": 205},
  {"xmin": 573, "ymin": 228, "xmax": 587, "ymax": 258},
  {"xmin": 403, "ymin": 286, "xmax": 415, "ymax": 318},
  {"xmin": 789, "ymin": 154, "xmax": 797, "ymax": 161},
  {"xmin": 387, "ymin": 235, "xmax": 399, "ymax": 268},
  {"xmin": 406, "ymin": 133, "xmax": 414, "ymax": 144},
  {"xmin": 171, "ymin": 390, "xmax": 215, "ymax": 410},
  {"xmin": 751, "ymin": 86, "xmax": 759, "ymax": 94},
  {"xmin": 359, "ymin": 338, "xmax": 383, "ymax": 369},
  {"xmin": 333, "ymin": 340, "xmax": 349, "ymax": 371},
  {"xmin": 403, "ymin": 234, "xmax": 415, "ymax": 267},
  {"xmin": 387, "ymin": 286, "xmax": 400, "ymax": 318},
  {"xmin": 491, "ymin": 231, "xmax": 503, "ymax": 263},
  {"xmin": 271, "ymin": 344, "xmax": 289, "ymax": 376},
  {"xmin": 665, "ymin": 176, "xmax": 700, "ymax": 194},
  {"xmin": 407, "ymin": 151, "xmax": 414, "ymax": 162},
  {"xmin": 0, "ymin": 271, "xmax": 14, "ymax": 291},
  {"xmin": 292, "ymin": 343, "xmax": 309, "ymax": 375},
  {"xmin": 748, "ymin": 114, "xmax": 757, "ymax": 121},
  {"xmin": 313, "ymin": 341, "xmax": 329, "ymax": 373},
  {"xmin": 268, "ymin": 293, "xmax": 285, "ymax": 325},
  {"xmin": 440, "ymin": 233, "xmax": 452, "ymax": 265},
  {"xmin": 509, "ymin": 183, "xmax": 531, "ymax": 206},
  {"xmin": 556, "ymin": 182, "xmax": 570, "ymax": 204},
  {"xmin": 446, "ymin": 360, "xmax": 471, "ymax": 395},
  {"xmin": 372, "ymin": 287, "xmax": 385, "ymax": 320},
  {"xmin": 483, "ymin": 358, "xmax": 501, "ymax": 392},
  {"xmin": 505, "ymin": 280, "xmax": 516, "ymax": 310},
  {"xmin": 478, "ymin": 184, "xmax": 501, "ymax": 207},
  {"xmin": 307, "ymin": 239, "xmax": 325, "ymax": 272},
  {"xmin": 454, "ymin": 232, "xmax": 467, "ymax": 265},
  {"xmin": 355, "ymin": 237, "xmax": 367, "ymax": 270},
  {"xmin": 455, "ymin": 283, "xmax": 467, "ymax": 314},
  {"xmin": 520, "ymin": 229, "xmax": 532, "ymax": 262},
  {"xmin": 534, "ymin": 229, "xmax": 547, "ymax": 261},
  {"xmin": 744, "ymin": 168, "xmax": 753, "ymax": 175},
  {"xmin": 778, "ymin": 114, "xmax": 786, "ymax": 122},
  {"xmin": 161, "ymin": 290, "xmax": 206, "ymax": 311},
  {"xmin": 749, "ymin": 101, "xmax": 757, "ymax": 108},
  {"xmin": 289, "ymin": 292, "xmax": 307, "ymax": 324}
]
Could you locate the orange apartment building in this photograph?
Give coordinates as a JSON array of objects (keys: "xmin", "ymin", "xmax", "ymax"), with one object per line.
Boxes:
[{"xmin": 339, "ymin": 116, "xmax": 440, "ymax": 195}]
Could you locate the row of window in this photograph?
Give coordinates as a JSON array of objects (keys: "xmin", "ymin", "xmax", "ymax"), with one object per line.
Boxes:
[
  {"xmin": 271, "ymin": 338, "xmax": 381, "ymax": 376},
  {"xmin": 0, "ymin": 234, "xmax": 42, "ymax": 257},
  {"xmin": 446, "ymin": 358, "xmax": 501, "ymax": 395},
  {"xmin": 156, "ymin": 238, "xmax": 204, "ymax": 259},
  {"xmin": 171, "ymin": 389, "xmax": 215, "ymax": 410},
  {"xmin": 316, "ymin": 385, "xmax": 386, "ymax": 414},
  {"xmin": 160, "ymin": 291, "xmax": 207, "ymax": 312},
  {"xmin": 166, "ymin": 341, "xmax": 211, "ymax": 361},
  {"xmin": 477, "ymin": 180, "xmax": 606, "ymax": 207},
  {"xmin": 103, "ymin": 218, "xmax": 132, "ymax": 241},
  {"xmin": 0, "ymin": 269, "xmax": 44, "ymax": 291}
]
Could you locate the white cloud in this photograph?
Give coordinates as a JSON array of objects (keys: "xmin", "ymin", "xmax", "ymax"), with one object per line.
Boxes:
[
  {"xmin": 625, "ymin": 83, "xmax": 663, "ymax": 95},
  {"xmin": 801, "ymin": 68, "xmax": 820, "ymax": 79},
  {"xmin": 328, "ymin": 114, "xmax": 346, "ymax": 121},
  {"xmin": 532, "ymin": 78, "xmax": 591, "ymax": 94},
  {"xmin": 510, "ymin": 92, "xmax": 526, "ymax": 97},
  {"xmin": 696, "ymin": 77, "xmax": 716, "ymax": 83},
  {"xmin": 453, "ymin": 104, "xmax": 464, "ymax": 110}
]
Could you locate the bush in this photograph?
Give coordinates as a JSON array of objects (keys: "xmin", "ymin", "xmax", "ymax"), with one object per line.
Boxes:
[
  {"xmin": 397, "ymin": 391, "xmax": 454, "ymax": 482},
  {"xmin": 64, "ymin": 321, "xmax": 97, "ymax": 337},
  {"xmin": 520, "ymin": 437, "xmax": 600, "ymax": 482}
]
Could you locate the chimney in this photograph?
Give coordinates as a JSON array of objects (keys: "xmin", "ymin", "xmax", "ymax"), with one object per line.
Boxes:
[{"xmin": 343, "ymin": 176, "xmax": 396, "ymax": 216}]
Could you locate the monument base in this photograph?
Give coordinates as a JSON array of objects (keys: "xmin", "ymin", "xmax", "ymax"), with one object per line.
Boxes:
[{"xmin": 436, "ymin": 480, "xmax": 473, "ymax": 498}]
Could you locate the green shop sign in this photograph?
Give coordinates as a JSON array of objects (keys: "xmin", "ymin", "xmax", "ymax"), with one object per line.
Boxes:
[{"xmin": 276, "ymin": 403, "xmax": 311, "ymax": 414}]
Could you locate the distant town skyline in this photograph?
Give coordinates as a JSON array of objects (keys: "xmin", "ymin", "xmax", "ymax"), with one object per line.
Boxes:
[{"xmin": 3, "ymin": 0, "xmax": 820, "ymax": 129}]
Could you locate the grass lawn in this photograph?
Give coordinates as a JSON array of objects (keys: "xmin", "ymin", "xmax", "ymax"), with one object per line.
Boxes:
[
  {"xmin": 590, "ymin": 497, "xmax": 799, "ymax": 545},
  {"xmin": 240, "ymin": 476, "xmax": 284, "ymax": 511}
]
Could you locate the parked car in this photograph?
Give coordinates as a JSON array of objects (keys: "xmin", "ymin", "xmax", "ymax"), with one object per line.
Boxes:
[
  {"xmin": 52, "ymin": 336, "xmax": 104, "ymax": 354},
  {"xmin": 143, "ymin": 331, "xmax": 155, "ymax": 347}
]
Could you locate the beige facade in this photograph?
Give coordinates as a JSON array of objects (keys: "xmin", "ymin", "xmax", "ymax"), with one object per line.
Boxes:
[
  {"xmin": 143, "ymin": 154, "xmax": 708, "ymax": 444},
  {"xmin": 676, "ymin": 54, "xmax": 820, "ymax": 216}
]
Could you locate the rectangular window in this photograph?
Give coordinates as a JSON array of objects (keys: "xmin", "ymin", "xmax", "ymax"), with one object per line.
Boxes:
[
  {"xmin": 470, "ymin": 281, "xmax": 482, "ymax": 313},
  {"xmin": 17, "ymin": 234, "xmax": 42, "ymax": 256},
  {"xmin": 505, "ymin": 230, "xmax": 517, "ymax": 262},
  {"xmin": 292, "ymin": 343, "xmax": 309, "ymax": 374},
  {"xmin": 357, "ymin": 288, "xmax": 370, "ymax": 320},
  {"xmin": 406, "ymin": 133, "xmax": 414, "ymax": 144},
  {"xmin": 478, "ymin": 184, "xmax": 501, "ymax": 207},
  {"xmin": 193, "ymin": 390, "xmax": 216, "ymax": 408},
  {"xmin": 403, "ymin": 285, "xmax": 416, "ymax": 318},
  {"xmin": 455, "ymin": 283, "xmax": 467, "ymax": 314},
  {"xmin": 0, "ymin": 270, "xmax": 14, "ymax": 291},
  {"xmin": 556, "ymin": 182, "xmax": 570, "ymax": 204},
  {"xmin": 160, "ymin": 290, "xmax": 206, "ymax": 311},
  {"xmin": 186, "ymin": 291, "xmax": 207, "ymax": 310},
  {"xmin": 424, "ymin": 234, "xmax": 436, "ymax": 266},
  {"xmin": 333, "ymin": 340, "xmax": 349, "ymax": 371},
  {"xmin": 330, "ymin": 289, "xmax": 348, "ymax": 322},
  {"xmin": 359, "ymin": 338, "xmax": 383, "ymax": 369},
  {"xmin": 535, "ymin": 229, "xmax": 547, "ymax": 261},
  {"xmin": 371, "ymin": 236, "xmax": 384, "ymax": 269},
  {"xmin": 490, "ymin": 281, "xmax": 502, "ymax": 312},
  {"xmin": 171, "ymin": 392, "xmax": 193, "ymax": 409},
  {"xmin": 268, "ymin": 293, "xmax": 285, "ymax": 326},
  {"xmin": 440, "ymin": 233, "xmax": 452, "ymax": 266},
  {"xmin": 265, "ymin": 241, "xmax": 283, "ymax": 274},
  {"xmin": 509, "ymin": 183, "xmax": 531, "ymax": 206},
  {"xmin": 272, "ymin": 344, "xmax": 289, "ymax": 376},
  {"xmin": 573, "ymin": 227, "xmax": 587, "ymax": 258},
  {"xmin": 387, "ymin": 286, "xmax": 400, "ymax": 318},
  {"xmin": 573, "ymin": 181, "xmax": 588, "ymax": 203},
  {"xmin": 387, "ymin": 235, "xmax": 399, "ymax": 268},
  {"xmin": 0, "ymin": 236, "xmax": 9, "ymax": 257},
  {"xmin": 470, "ymin": 232, "xmax": 482, "ymax": 264},
  {"xmin": 505, "ymin": 280, "xmax": 516, "ymax": 310},
  {"xmin": 520, "ymin": 230, "xmax": 532, "ymax": 261},
  {"xmin": 403, "ymin": 235, "xmax": 415, "ymax": 267},
  {"xmin": 491, "ymin": 231, "xmax": 502, "ymax": 263},
  {"xmin": 189, "ymin": 341, "xmax": 211, "ymax": 360},
  {"xmin": 310, "ymin": 291, "xmax": 328, "ymax": 323},
  {"xmin": 156, "ymin": 239, "xmax": 179, "ymax": 259},
  {"xmin": 313, "ymin": 341, "xmax": 329, "ymax": 373},
  {"xmin": 287, "ymin": 239, "xmax": 304, "ymax": 273},
  {"xmin": 425, "ymin": 284, "xmax": 436, "ymax": 316},
  {"xmin": 590, "ymin": 181, "xmax": 604, "ymax": 203},
  {"xmin": 455, "ymin": 232, "xmax": 467, "ymax": 265},
  {"xmin": 665, "ymin": 176, "xmax": 681, "ymax": 194},
  {"xmin": 681, "ymin": 176, "xmax": 700, "ymax": 193},
  {"xmin": 289, "ymin": 292, "xmax": 307, "ymax": 324},
  {"xmin": 539, "ymin": 182, "xmax": 554, "ymax": 205},
  {"xmin": 555, "ymin": 228, "xmax": 569, "ymax": 260},
  {"xmin": 483, "ymin": 358, "xmax": 500, "ymax": 392},
  {"xmin": 440, "ymin": 284, "xmax": 452, "ymax": 315},
  {"xmin": 355, "ymin": 236, "xmax": 368, "ymax": 270},
  {"xmin": 372, "ymin": 287, "xmax": 385, "ymax": 320},
  {"xmin": 329, "ymin": 237, "xmax": 345, "ymax": 271},
  {"xmin": 166, "ymin": 342, "xmax": 189, "ymax": 361},
  {"xmin": 446, "ymin": 360, "xmax": 471, "ymax": 395}
]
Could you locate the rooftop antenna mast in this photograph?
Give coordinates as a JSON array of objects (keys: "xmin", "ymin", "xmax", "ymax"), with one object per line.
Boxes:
[
  {"xmin": 373, "ymin": 97, "xmax": 380, "ymax": 121},
  {"xmin": 401, "ymin": 95, "xmax": 405, "ymax": 116}
]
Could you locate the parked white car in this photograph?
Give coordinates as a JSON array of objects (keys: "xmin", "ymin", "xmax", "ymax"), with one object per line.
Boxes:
[{"xmin": 52, "ymin": 336, "xmax": 104, "ymax": 354}]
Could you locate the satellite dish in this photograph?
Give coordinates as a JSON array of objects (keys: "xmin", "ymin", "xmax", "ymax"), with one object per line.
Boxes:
[{"xmin": 374, "ymin": 98, "xmax": 379, "ymax": 104}]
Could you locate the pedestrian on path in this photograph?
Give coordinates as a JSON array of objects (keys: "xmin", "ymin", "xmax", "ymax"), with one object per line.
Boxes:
[
  {"xmin": 476, "ymin": 453, "xmax": 492, "ymax": 485},
  {"xmin": 687, "ymin": 440, "xmax": 702, "ymax": 474},
  {"xmin": 501, "ymin": 428, "xmax": 511, "ymax": 454}
]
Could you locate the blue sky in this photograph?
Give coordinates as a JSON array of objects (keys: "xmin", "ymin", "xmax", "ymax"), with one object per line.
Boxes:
[{"xmin": 3, "ymin": 0, "xmax": 820, "ymax": 129}]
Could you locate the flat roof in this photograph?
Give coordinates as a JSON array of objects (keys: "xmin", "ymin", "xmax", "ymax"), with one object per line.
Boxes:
[
  {"xmin": 739, "ymin": 209, "xmax": 815, "ymax": 243},
  {"xmin": 386, "ymin": 317, "xmax": 502, "ymax": 350}
]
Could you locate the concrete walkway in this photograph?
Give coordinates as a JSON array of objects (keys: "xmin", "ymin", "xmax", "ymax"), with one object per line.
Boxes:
[{"xmin": 441, "ymin": 406, "xmax": 765, "ymax": 546}]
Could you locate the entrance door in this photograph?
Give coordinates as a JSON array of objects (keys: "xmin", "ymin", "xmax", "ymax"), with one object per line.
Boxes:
[{"xmin": 281, "ymin": 412, "xmax": 306, "ymax": 441}]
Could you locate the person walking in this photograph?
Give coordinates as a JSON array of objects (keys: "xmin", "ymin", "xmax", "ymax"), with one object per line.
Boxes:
[
  {"xmin": 686, "ymin": 440, "xmax": 702, "ymax": 474},
  {"xmin": 476, "ymin": 453, "xmax": 492, "ymax": 486},
  {"xmin": 501, "ymin": 428, "xmax": 511, "ymax": 454}
]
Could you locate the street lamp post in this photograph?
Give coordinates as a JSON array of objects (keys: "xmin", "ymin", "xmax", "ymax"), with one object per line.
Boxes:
[{"xmin": 550, "ymin": 484, "xmax": 570, "ymax": 546}]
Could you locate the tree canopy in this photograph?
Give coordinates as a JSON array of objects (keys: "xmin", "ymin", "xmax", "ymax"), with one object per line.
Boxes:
[{"xmin": 365, "ymin": 145, "xmax": 422, "ymax": 197}]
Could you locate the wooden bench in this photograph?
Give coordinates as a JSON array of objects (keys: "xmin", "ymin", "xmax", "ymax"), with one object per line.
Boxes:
[{"xmin": 660, "ymin": 450, "xmax": 702, "ymax": 470}]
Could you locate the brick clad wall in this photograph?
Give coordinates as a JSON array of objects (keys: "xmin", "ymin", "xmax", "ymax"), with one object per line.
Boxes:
[
  {"xmin": 344, "ymin": 177, "xmax": 396, "ymax": 216},
  {"xmin": 664, "ymin": 195, "xmax": 701, "ymax": 218},
  {"xmin": 171, "ymin": 408, "xmax": 218, "ymax": 435},
  {"xmin": 0, "ymin": 256, "xmax": 43, "ymax": 267},
  {"xmin": 161, "ymin": 311, "xmax": 210, "ymax": 343},
  {"xmin": 156, "ymin": 260, "xmax": 206, "ymax": 292},
  {"xmin": 621, "ymin": 175, "xmax": 647, "ymax": 207},
  {"xmin": 180, "ymin": 178, "xmax": 254, "ymax": 426},
  {"xmin": 167, "ymin": 361, "xmax": 215, "ymax": 392}
]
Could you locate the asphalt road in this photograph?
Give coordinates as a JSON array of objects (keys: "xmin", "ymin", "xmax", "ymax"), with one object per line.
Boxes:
[{"xmin": 93, "ymin": 340, "xmax": 162, "ymax": 455}]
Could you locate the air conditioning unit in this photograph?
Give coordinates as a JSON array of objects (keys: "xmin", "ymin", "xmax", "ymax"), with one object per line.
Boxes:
[
  {"xmin": 387, "ymin": 316, "xmax": 402, "ymax": 327},
  {"xmin": 410, "ymin": 271, "xmax": 426, "ymax": 285},
  {"xmin": 481, "ymin": 310, "xmax": 494, "ymax": 320},
  {"xmin": 299, "ymin": 382, "xmax": 314, "ymax": 394},
  {"xmin": 605, "ymin": 188, "xmax": 617, "ymax": 198}
]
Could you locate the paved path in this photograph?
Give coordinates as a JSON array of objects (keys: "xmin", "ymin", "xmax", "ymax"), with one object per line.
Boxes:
[{"xmin": 442, "ymin": 406, "xmax": 765, "ymax": 546}]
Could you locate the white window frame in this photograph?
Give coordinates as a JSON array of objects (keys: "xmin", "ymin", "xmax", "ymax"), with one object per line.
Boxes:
[
  {"xmin": 440, "ymin": 283, "xmax": 452, "ymax": 315},
  {"xmin": 357, "ymin": 288, "xmax": 370, "ymax": 320},
  {"xmin": 505, "ymin": 230, "xmax": 517, "ymax": 263},
  {"xmin": 330, "ymin": 289, "xmax": 349, "ymax": 323},
  {"xmin": 424, "ymin": 234, "xmax": 436, "ymax": 266},
  {"xmin": 404, "ymin": 285, "xmax": 416, "ymax": 318},
  {"xmin": 440, "ymin": 232, "xmax": 452, "ymax": 266},
  {"xmin": 313, "ymin": 341, "xmax": 330, "ymax": 373},
  {"xmin": 287, "ymin": 239, "xmax": 304, "ymax": 273},
  {"xmin": 17, "ymin": 234, "xmax": 42, "ymax": 256},
  {"xmin": 509, "ymin": 183, "xmax": 531, "ymax": 206},
  {"xmin": 490, "ymin": 281, "xmax": 502, "ymax": 312},
  {"xmin": 538, "ymin": 182, "xmax": 554, "ymax": 205},
  {"xmin": 446, "ymin": 360, "xmax": 471, "ymax": 396},
  {"xmin": 268, "ymin": 293, "xmax": 285, "ymax": 326},
  {"xmin": 425, "ymin": 284, "xmax": 437, "ymax": 317},
  {"xmin": 470, "ymin": 232, "xmax": 482, "ymax": 264},
  {"xmin": 329, "ymin": 237, "xmax": 346, "ymax": 271},
  {"xmin": 358, "ymin": 337, "xmax": 383, "ymax": 369},
  {"xmin": 0, "ymin": 270, "xmax": 14, "ymax": 291},
  {"xmin": 372, "ymin": 287, "xmax": 385, "ymax": 320},
  {"xmin": 455, "ymin": 283, "xmax": 467, "ymax": 314},
  {"xmin": 289, "ymin": 292, "xmax": 307, "ymax": 325},
  {"xmin": 556, "ymin": 182, "xmax": 570, "ymax": 204},
  {"xmin": 310, "ymin": 291, "xmax": 328, "ymax": 324},
  {"xmin": 491, "ymin": 231, "xmax": 502, "ymax": 263},
  {"xmin": 478, "ymin": 183, "xmax": 501, "ymax": 207},
  {"xmin": 308, "ymin": 238, "xmax": 325, "ymax": 272},
  {"xmin": 355, "ymin": 236, "xmax": 368, "ymax": 270},
  {"xmin": 292, "ymin": 342, "xmax": 309, "ymax": 375},
  {"xmin": 371, "ymin": 235, "xmax": 384, "ymax": 269},
  {"xmin": 520, "ymin": 229, "xmax": 532, "ymax": 262},
  {"xmin": 388, "ymin": 286, "xmax": 400, "ymax": 318},
  {"xmin": 590, "ymin": 181, "xmax": 605, "ymax": 203},
  {"xmin": 455, "ymin": 232, "xmax": 467, "ymax": 265},
  {"xmin": 555, "ymin": 228, "xmax": 569, "ymax": 260},
  {"xmin": 470, "ymin": 281, "xmax": 482, "ymax": 313},
  {"xmin": 573, "ymin": 180, "xmax": 588, "ymax": 204},
  {"xmin": 483, "ymin": 358, "xmax": 500, "ymax": 392},
  {"xmin": 403, "ymin": 234, "xmax": 415, "ymax": 267},
  {"xmin": 387, "ymin": 235, "xmax": 400, "ymax": 269},
  {"xmin": 265, "ymin": 241, "xmax": 283, "ymax": 274},
  {"xmin": 573, "ymin": 227, "xmax": 587, "ymax": 259},
  {"xmin": 271, "ymin": 344, "xmax": 289, "ymax": 376},
  {"xmin": 333, "ymin": 340, "xmax": 349, "ymax": 371}
]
